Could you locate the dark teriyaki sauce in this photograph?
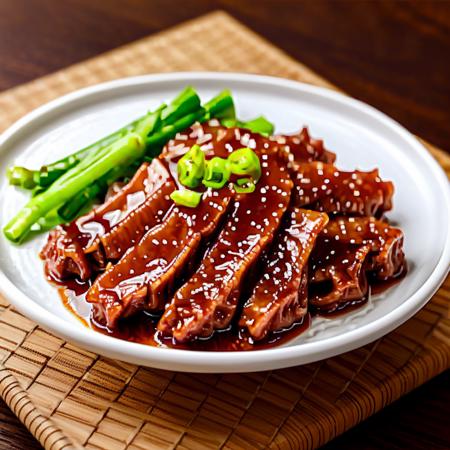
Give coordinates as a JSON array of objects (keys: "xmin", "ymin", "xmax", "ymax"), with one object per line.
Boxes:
[
  {"xmin": 58, "ymin": 285, "xmax": 311, "ymax": 351},
  {"xmin": 56, "ymin": 271, "xmax": 403, "ymax": 351},
  {"xmin": 369, "ymin": 268, "xmax": 407, "ymax": 295}
]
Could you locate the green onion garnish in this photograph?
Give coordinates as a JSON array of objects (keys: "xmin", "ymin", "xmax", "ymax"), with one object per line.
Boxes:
[
  {"xmin": 170, "ymin": 189, "xmax": 202, "ymax": 208},
  {"xmin": 228, "ymin": 147, "xmax": 261, "ymax": 182},
  {"xmin": 234, "ymin": 177, "xmax": 256, "ymax": 194},
  {"xmin": 202, "ymin": 157, "xmax": 231, "ymax": 189},
  {"xmin": 172, "ymin": 146, "xmax": 261, "ymax": 209},
  {"xmin": 177, "ymin": 144, "xmax": 205, "ymax": 188}
]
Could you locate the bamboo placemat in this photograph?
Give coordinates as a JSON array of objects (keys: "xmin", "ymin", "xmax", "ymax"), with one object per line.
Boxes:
[{"xmin": 0, "ymin": 11, "xmax": 448, "ymax": 450}]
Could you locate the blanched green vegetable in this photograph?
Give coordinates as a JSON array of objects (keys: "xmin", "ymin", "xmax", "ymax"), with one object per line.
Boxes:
[
  {"xmin": 160, "ymin": 86, "xmax": 201, "ymax": 125},
  {"xmin": 8, "ymin": 87, "xmax": 200, "ymax": 190},
  {"xmin": 222, "ymin": 115, "xmax": 274, "ymax": 136},
  {"xmin": 203, "ymin": 89, "xmax": 235, "ymax": 121},
  {"xmin": 7, "ymin": 166, "xmax": 37, "ymax": 189},
  {"xmin": 4, "ymin": 132, "xmax": 147, "ymax": 243},
  {"xmin": 3, "ymin": 89, "xmax": 237, "ymax": 242}
]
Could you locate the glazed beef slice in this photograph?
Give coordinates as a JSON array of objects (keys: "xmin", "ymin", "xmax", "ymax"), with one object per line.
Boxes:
[
  {"xmin": 158, "ymin": 148, "xmax": 293, "ymax": 343},
  {"xmin": 240, "ymin": 208, "xmax": 329, "ymax": 340},
  {"xmin": 87, "ymin": 189, "xmax": 232, "ymax": 329},
  {"xmin": 275, "ymin": 126, "xmax": 336, "ymax": 167},
  {"xmin": 309, "ymin": 217, "xmax": 406, "ymax": 312},
  {"xmin": 41, "ymin": 159, "xmax": 173, "ymax": 281},
  {"xmin": 293, "ymin": 162, "xmax": 394, "ymax": 217}
]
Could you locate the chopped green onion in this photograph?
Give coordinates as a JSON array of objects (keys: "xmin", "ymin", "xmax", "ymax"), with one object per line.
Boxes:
[
  {"xmin": 170, "ymin": 189, "xmax": 202, "ymax": 208},
  {"xmin": 228, "ymin": 147, "xmax": 261, "ymax": 182},
  {"xmin": 234, "ymin": 177, "xmax": 256, "ymax": 194},
  {"xmin": 202, "ymin": 157, "xmax": 231, "ymax": 189},
  {"xmin": 177, "ymin": 145, "xmax": 205, "ymax": 188}
]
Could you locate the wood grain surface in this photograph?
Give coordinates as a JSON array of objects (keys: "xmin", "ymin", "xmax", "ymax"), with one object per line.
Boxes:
[{"xmin": 0, "ymin": 1, "xmax": 448, "ymax": 449}]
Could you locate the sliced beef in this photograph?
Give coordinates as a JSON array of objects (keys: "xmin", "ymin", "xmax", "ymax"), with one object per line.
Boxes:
[
  {"xmin": 42, "ymin": 228, "xmax": 92, "ymax": 281},
  {"xmin": 41, "ymin": 120, "xmax": 406, "ymax": 348},
  {"xmin": 240, "ymin": 208, "xmax": 329, "ymax": 340},
  {"xmin": 309, "ymin": 217, "xmax": 406, "ymax": 312},
  {"xmin": 98, "ymin": 182, "xmax": 174, "ymax": 262},
  {"xmin": 87, "ymin": 189, "xmax": 232, "ymax": 329},
  {"xmin": 41, "ymin": 159, "xmax": 173, "ymax": 281},
  {"xmin": 158, "ymin": 148, "xmax": 293, "ymax": 343},
  {"xmin": 309, "ymin": 242, "xmax": 372, "ymax": 313},
  {"xmin": 293, "ymin": 162, "xmax": 394, "ymax": 217},
  {"xmin": 163, "ymin": 122, "xmax": 272, "ymax": 167},
  {"xmin": 321, "ymin": 217, "xmax": 405, "ymax": 279},
  {"xmin": 82, "ymin": 159, "xmax": 174, "ymax": 259},
  {"xmin": 275, "ymin": 126, "xmax": 336, "ymax": 167}
]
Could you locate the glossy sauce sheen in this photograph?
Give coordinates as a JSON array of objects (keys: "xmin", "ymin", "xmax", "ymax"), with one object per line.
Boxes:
[
  {"xmin": 240, "ymin": 208, "xmax": 329, "ymax": 340},
  {"xmin": 46, "ymin": 122, "xmax": 406, "ymax": 350},
  {"xmin": 59, "ymin": 275, "xmax": 402, "ymax": 351},
  {"xmin": 293, "ymin": 162, "xmax": 393, "ymax": 217},
  {"xmin": 74, "ymin": 162, "xmax": 163, "ymax": 249},
  {"xmin": 60, "ymin": 287, "xmax": 311, "ymax": 351},
  {"xmin": 41, "ymin": 160, "xmax": 174, "ymax": 282}
]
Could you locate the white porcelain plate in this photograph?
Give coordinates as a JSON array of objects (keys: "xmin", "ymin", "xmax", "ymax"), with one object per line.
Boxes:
[{"xmin": 0, "ymin": 73, "xmax": 449, "ymax": 372}]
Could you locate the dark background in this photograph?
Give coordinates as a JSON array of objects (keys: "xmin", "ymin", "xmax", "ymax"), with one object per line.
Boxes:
[{"xmin": 0, "ymin": 1, "xmax": 449, "ymax": 449}]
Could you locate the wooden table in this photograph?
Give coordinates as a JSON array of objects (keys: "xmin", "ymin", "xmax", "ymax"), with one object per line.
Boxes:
[{"xmin": 0, "ymin": 1, "xmax": 448, "ymax": 448}]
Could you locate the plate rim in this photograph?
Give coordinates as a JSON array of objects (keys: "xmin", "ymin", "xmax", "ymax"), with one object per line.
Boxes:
[{"xmin": 0, "ymin": 72, "xmax": 449, "ymax": 372}]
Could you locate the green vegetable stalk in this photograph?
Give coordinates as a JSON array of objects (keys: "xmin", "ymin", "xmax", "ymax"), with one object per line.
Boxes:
[
  {"xmin": 3, "ymin": 109, "xmax": 159, "ymax": 244},
  {"xmin": 202, "ymin": 89, "xmax": 235, "ymax": 120},
  {"xmin": 7, "ymin": 86, "xmax": 201, "ymax": 190},
  {"xmin": 6, "ymin": 167, "xmax": 37, "ymax": 189},
  {"xmin": 222, "ymin": 115, "xmax": 274, "ymax": 136},
  {"xmin": 3, "ymin": 89, "xmax": 237, "ymax": 242},
  {"xmin": 4, "ymin": 134, "xmax": 145, "ymax": 243},
  {"xmin": 51, "ymin": 91, "xmax": 234, "ymax": 227},
  {"xmin": 146, "ymin": 109, "xmax": 205, "ymax": 154},
  {"xmin": 57, "ymin": 162, "xmax": 140, "ymax": 222},
  {"xmin": 159, "ymin": 86, "xmax": 201, "ymax": 125},
  {"xmin": 35, "ymin": 117, "xmax": 141, "ymax": 188}
]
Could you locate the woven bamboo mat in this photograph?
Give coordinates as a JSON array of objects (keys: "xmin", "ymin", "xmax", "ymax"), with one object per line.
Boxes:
[{"xmin": 0, "ymin": 11, "xmax": 448, "ymax": 450}]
